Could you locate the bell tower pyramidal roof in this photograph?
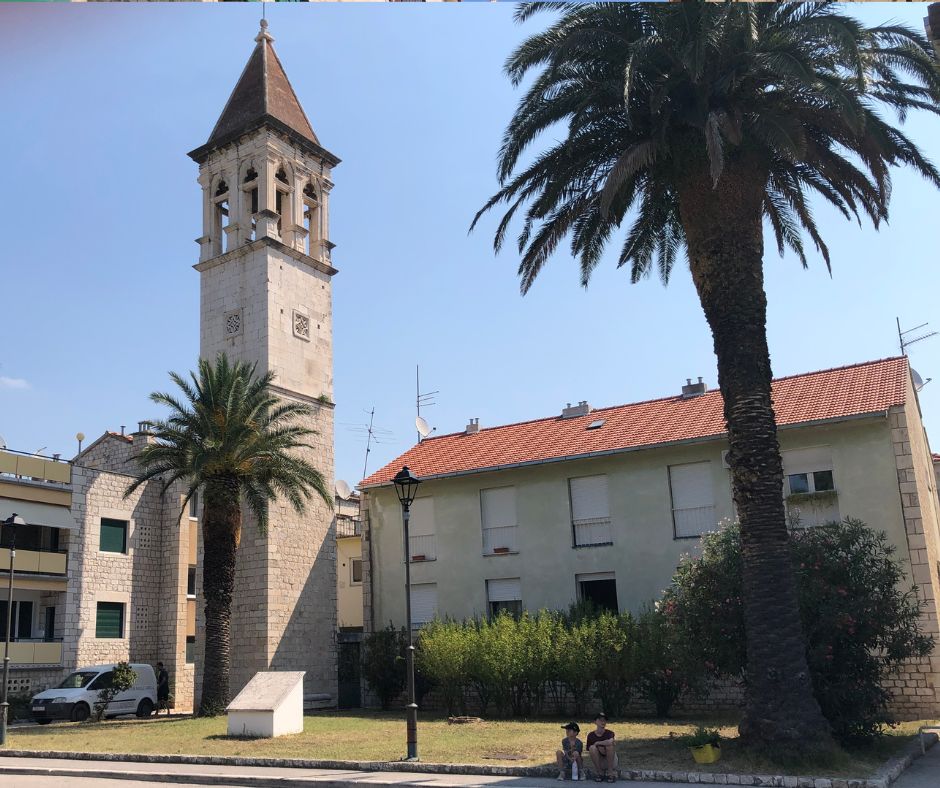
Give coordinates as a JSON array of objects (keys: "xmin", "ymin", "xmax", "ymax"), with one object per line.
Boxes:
[{"xmin": 189, "ymin": 21, "xmax": 338, "ymax": 165}]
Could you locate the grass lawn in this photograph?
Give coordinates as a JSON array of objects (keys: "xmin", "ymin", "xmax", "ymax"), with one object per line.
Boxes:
[{"xmin": 5, "ymin": 711, "xmax": 925, "ymax": 777}]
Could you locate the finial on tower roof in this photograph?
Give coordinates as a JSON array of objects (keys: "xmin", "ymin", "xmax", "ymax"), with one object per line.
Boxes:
[{"xmin": 256, "ymin": 18, "xmax": 273, "ymax": 44}]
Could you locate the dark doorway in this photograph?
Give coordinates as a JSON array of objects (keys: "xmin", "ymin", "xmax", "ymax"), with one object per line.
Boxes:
[
  {"xmin": 337, "ymin": 641, "xmax": 362, "ymax": 709},
  {"xmin": 579, "ymin": 578, "xmax": 619, "ymax": 613},
  {"xmin": 44, "ymin": 606, "xmax": 56, "ymax": 641}
]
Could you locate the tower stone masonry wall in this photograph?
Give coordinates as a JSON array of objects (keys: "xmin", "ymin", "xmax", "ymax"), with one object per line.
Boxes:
[{"xmin": 194, "ymin": 103, "xmax": 338, "ymax": 703}]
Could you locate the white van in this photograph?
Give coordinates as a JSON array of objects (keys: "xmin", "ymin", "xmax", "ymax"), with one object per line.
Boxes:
[{"xmin": 30, "ymin": 663, "xmax": 158, "ymax": 724}]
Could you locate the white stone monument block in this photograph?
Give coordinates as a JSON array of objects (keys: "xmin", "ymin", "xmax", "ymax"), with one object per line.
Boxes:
[{"xmin": 226, "ymin": 671, "xmax": 305, "ymax": 738}]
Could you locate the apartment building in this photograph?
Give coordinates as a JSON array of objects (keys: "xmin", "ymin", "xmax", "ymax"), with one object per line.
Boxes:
[
  {"xmin": 0, "ymin": 426, "xmax": 198, "ymax": 712},
  {"xmin": 360, "ymin": 357, "xmax": 940, "ymax": 717}
]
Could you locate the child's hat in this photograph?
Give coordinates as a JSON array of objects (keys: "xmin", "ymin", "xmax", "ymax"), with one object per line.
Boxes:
[{"xmin": 562, "ymin": 722, "xmax": 580, "ymax": 733}]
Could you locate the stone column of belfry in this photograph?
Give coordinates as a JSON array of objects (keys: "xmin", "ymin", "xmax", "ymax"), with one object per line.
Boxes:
[{"xmin": 187, "ymin": 19, "xmax": 340, "ymax": 704}]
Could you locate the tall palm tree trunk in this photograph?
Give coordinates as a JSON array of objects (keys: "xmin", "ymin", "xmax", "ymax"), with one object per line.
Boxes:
[
  {"xmin": 678, "ymin": 157, "xmax": 832, "ymax": 750},
  {"xmin": 199, "ymin": 478, "xmax": 241, "ymax": 717}
]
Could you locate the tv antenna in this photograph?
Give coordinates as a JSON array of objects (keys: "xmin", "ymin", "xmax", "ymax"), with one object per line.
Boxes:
[
  {"xmin": 416, "ymin": 365, "xmax": 439, "ymax": 441},
  {"xmin": 342, "ymin": 408, "xmax": 393, "ymax": 481},
  {"xmin": 897, "ymin": 317, "xmax": 937, "ymax": 356}
]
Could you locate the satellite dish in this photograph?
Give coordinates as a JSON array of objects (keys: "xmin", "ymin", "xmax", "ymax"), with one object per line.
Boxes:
[
  {"xmin": 415, "ymin": 416, "xmax": 431, "ymax": 438},
  {"xmin": 912, "ymin": 369, "xmax": 932, "ymax": 392},
  {"xmin": 335, "ymin": 479, "xmax": 352, "ymax": 500}
]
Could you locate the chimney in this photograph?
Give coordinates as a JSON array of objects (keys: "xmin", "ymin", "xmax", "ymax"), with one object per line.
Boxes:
[
  {"xmin": 465, "ymin": 418, "xmax": 480, "ymax": 435},
  {"xmin": 681, "ymin": 377, "xmax": 708, "ymax": 398},
  {"xmin": 132, "ymin": 421, "xmax": 155, "ymax": 452},
  {"xmin": 561, "ymin": 401, "xmax": 591, "ymax": 419},
  {"xmin": 120, "ymin": 425, "xmax": 126, "ymax": 436}
]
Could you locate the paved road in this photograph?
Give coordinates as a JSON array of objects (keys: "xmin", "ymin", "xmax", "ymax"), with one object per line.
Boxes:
[{"xmin": 892, "ymin": 737, "xmax": 940, "ymax": 788}]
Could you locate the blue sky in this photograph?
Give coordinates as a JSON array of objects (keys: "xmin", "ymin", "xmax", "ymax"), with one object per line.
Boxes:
[{"xmin": 0, "ymin": 2, "xmax": 938, "ymax": 490}]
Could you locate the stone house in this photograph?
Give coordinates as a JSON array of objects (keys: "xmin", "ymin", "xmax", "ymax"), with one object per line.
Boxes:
[
  {"xmin": 359, "ymin": 356, "xmax": 940, "ymax": 718},
  {"xmin": 1, "ymin": 426, "xmax": 198, "ymax": 712}
]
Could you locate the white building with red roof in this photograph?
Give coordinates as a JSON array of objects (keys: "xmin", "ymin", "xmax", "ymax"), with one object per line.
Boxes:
[{"xmin": 359, "ymin": 356, "xmax": 940, "ymax": 718}]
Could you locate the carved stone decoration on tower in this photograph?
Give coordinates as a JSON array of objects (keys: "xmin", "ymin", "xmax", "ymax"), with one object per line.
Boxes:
[{"xmin": 188, "ymin": 19, "xmax": 339, "ymax": 703}]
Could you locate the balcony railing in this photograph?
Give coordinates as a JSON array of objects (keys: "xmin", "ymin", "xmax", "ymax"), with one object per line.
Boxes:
[
  {"xmin": 573, "ymin": 517, "xmax": 612, "ymax": 547},
  {"xmin": 0, "ymin": 640, "xmax": 63, "ymax": 666},
  {"xmin": 336, "ymin": 518, "xmax": 362, "ymax": 538},
  {"xmin": 483, "ymin": 524, "xmax": 518, "ymax": 555},
  {"xmin": 408, "ymin": 534, "xmax": 436, "ymax": 562},
  {"xmin": 0, "ymin": 448, "xmax": 71, "ymax": 486},
  {"xmin": 0, "ymin": 547, "xmax": 68, "ymax": 575}
]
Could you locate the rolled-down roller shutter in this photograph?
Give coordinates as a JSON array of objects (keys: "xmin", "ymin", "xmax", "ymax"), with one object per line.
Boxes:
[
  {"xmin": 410, "ymin": 583, "xmax": 437, "ymax": 624},
  {"xmin": 487, "ymin": 577, "xmax": 521, "ymax": 603}
]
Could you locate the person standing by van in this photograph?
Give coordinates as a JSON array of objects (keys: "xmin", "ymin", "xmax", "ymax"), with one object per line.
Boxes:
[{"xmin": 156, "ymin": 662, "xmax": 170, "ymax": 715}]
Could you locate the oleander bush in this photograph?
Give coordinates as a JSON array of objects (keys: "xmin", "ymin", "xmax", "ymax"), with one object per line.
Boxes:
[{"xmin": 661, "ymin": 518, "xmax": 933, "ymax": 742}]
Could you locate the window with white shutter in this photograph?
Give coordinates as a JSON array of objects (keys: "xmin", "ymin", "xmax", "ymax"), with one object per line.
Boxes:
[
  {"xmin": 408, "ymin": 497, "xmax": 436, "ymax": 561},
  {"xmin": 481, "ymin": 486, "xmax": 518, "ymax": 555},
  {"xmin": 569, "ymin": 475, "xmax": 611, "ymax": 546},
  {"xmin": 669, "ymin": 462, "xmax": 717, "ymax": 538},
  {"xmin": 409, "ymin": 583, "xmax": 437, "ymax": 627},
  {"xmin": 782, "ymin": 447, "xmax": 839, "ymax": 527},
  {"xmin": 486, "ymin": 577, "xmax": 522, "ymax": 617}
]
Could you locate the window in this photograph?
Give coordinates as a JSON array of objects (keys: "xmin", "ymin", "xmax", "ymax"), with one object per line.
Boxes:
[
  {"xmin": 409, "ymin": 583, "xmax": 437, "ymax": 627},
  {"xmin": 351, "ymin": 559, "xmax": 363, "ymax": 585},
  {"xmin": 189, "ymin": 491, "xmax": 199, "ymax": 519},
  {"xmin": 95, "ymin": 602, "xmax": 125, "ymax": 639},
  {"xmin": 89, "ymin": 671, "xmax": 114, "ymax": 691},
  {"xmin": 187, "ymin": 567, "xmax": 197, "ymax": 598},
  {"xmin": 782, "ymin": 447, "xmax": 839, "ymax": 528},
  {"xmin": 669, "ymin": 462, "xmax": 718, "ymax": 538},
  {"xmin": 577, "ymin": 572, "xmax": 618, "ymax": 613},
  {"xmin": 99, "ymin": 518, "xmax": 128, "ymax": 554},
  {"xmin": 213, "ymin": 180, "xmax": 230, "ymax": 254},
  {"xmin": 569, "ymin": 475, "xmax": 612, "ymax": 546},
  {"xmin": 186, "ymin": 635, "xmax": 196, "ymax": 664},
  {"xmin": 303, "ymin": 182, "xmax": 319, "ymax": 256},
  {"xmin": 0, "ymin": 600, "xmax": 33, "ymax": 639},
  {"xmin": 487, "ymin": 577, "xmax": 522, "ymax": 618},
  {"xmin": 408, "ymin": 497, "xmax": 436, "ymax": 561},
  {"xmin": 481, "ymin": 486, "xmax": 518, "ymax": 555}
]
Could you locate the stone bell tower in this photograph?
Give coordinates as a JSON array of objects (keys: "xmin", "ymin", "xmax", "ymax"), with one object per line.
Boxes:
[{"xmin": 187, "ymin": 20, "xmax": 338, "ymax": 701}]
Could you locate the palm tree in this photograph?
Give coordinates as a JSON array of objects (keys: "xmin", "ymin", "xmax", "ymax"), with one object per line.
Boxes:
[
  {"xmin": 126, "ymin": 354, "xmax": 331, "ymax": 716},
  {"xmin": 473, "ymin": 1, "xmax": 940, "ymax": 750}
]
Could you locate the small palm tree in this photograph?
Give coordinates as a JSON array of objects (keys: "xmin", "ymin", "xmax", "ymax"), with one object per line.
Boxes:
[
  {"xmin": 126, "ymin": 354, "xmax": 331, "ymax": 716},
  {"xmin": 473, "ymin": 1, "xmax": 940, "ymax": 750}
]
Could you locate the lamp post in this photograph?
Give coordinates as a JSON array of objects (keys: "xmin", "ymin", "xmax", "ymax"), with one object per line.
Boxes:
[
  {"xmin": 1, "ymin": 513, "xmax": 25, "ymax": 746},
  {"xmin": 392, "ymin": 466, "xmax": 421, "ymax": 761}
]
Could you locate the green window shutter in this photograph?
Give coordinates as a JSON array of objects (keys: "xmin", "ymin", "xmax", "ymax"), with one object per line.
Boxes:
[
  {"xmin": 186, "ymin": 636, "xmax": 195, "ymax": 664},
  {"xmin": 100, "ymin": 519, "xmax": 127, "ymax": 553},
  {"xmin": 95, "ymin": 602, "xmax": 124, "ymax": 638}
]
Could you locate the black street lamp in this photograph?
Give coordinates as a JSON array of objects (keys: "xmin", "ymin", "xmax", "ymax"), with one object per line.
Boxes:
[
  {"xmin": 392, "ymin": 465, "xmax": 421, "ymax": 761},
  {"xmin": 1, "ymin": 513, "xmax": 26, "ymax": 746}
]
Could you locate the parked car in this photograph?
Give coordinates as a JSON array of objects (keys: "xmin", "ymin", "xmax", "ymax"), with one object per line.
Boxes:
[{"xmin": 30, "ymin": 663, "xmax": 157, "ymax": 724}]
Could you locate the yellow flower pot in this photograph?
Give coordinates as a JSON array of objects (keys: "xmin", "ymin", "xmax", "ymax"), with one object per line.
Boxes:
[{"xmin": 690, "ymin": 743, "xmax": 721, "ymax": 764}]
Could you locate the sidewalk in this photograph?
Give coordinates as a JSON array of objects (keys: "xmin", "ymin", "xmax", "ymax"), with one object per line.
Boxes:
[
  {"xmin": 892, "ymin": 737, "xmax": 940, "ymax": 788},
  {"xmin": 0, "ymin": 756, "xmax": 677, "ymax": 788}
]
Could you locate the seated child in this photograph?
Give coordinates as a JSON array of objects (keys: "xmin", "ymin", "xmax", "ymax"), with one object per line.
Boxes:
[{"xmin": 556, "ymin": 721, "xmax": 585, "ymax": 781}]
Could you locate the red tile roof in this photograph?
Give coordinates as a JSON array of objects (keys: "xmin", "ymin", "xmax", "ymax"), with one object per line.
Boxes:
[{"xmin": 361, "ymin": 357, "xmax": 910, "ymax": 488}]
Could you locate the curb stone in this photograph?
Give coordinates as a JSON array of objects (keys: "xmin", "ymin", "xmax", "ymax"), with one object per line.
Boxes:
[{"xmin": 0, "ymin": 733, "xmax": 934, "ymax": 787}]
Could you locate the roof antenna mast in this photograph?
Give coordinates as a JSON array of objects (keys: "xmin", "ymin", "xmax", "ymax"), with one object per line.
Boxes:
[
  {"xmin": 896, "ymin": 316, "xmax": 935, "ymax": 392},
  {"xmin": 897, "ymin": 316, "xmax": 937, "ymax": 356},
  {"xmin": 416, "ymin": 365, "xmax": 439, "ymax": 442}
]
